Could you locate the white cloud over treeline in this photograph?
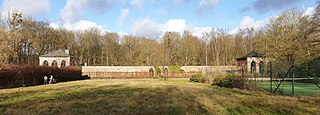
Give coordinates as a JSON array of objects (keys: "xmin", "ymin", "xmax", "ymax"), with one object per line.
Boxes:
[
  {"xmin": 1, "ymin": 0, "xmax": 50, "ymax": 18},
  {"xmin": 132, "ymin": 18, "xmax": 212, "ymax": 38}
]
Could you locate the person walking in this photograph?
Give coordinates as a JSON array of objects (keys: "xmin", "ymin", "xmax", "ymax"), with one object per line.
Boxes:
[
  {"xmin": 49, "ymin": 75, "xmax": 54, "ymax": 84},
  {"xmin": 44, "ymin": 76, "xmax": 48, "ymax": 84}
]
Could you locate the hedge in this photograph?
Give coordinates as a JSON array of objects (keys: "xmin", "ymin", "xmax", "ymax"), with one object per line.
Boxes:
[{"xmin": 0, "ymin": 65, "xmax": 88, "ymax": 88}]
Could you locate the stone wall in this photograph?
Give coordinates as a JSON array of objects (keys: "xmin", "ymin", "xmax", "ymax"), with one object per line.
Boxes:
[
  {"xmin": 82, "ymin": 66, "xmax": 154, "ymax": 79},
  {"xmin": 82, "ymin": 66, "xmax": 237, "ymax": 79},
  {"xmin": 181, "ymin": 66, "xmax": 237, "ymax": 74},
  {"xmin": 167, "ymin": 72, "xmax": 199, "ymax": 78}
]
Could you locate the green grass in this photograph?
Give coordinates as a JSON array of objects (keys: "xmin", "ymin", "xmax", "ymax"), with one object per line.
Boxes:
[
  {"xmin": 259, "ymin": 81, "xmax": 320, "ymax": 95},
  {"xmin": 0, "ymin": 79, "xmax": 320, "ymax": 114}
]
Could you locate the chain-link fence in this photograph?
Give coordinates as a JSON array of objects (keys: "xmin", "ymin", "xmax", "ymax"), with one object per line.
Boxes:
[{"xmin": 246, "ymin": 58, "xmax": 320, "ymax": 95}]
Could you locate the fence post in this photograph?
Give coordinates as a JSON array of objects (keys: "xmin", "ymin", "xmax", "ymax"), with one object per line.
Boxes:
[
  {"xmin": 292, "ymin": 67, "xmax": 295, "ymax": 95},
  {"xmin": 269, "ymin": 62, "xmax": 272, "ymax": 93}
]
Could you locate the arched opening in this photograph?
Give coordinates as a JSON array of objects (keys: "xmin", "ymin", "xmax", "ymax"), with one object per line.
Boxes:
[
  {"xmin": 43, "ymin": 60, "xmax": 48, "ymax": 66},
  {"xmin": 251, "ymin": 61, "xmax": 256, "ymax": 74},
  {"xmin": 259, "ymin": 61, "xmax": 265, "ymax": 74},
  {"xmin": 61, "ymin": 60, "xmax": 66, "ymax": 67},
  {"xmin": 149, "ymin": 68, "xmax": 154, "ymax": 78},
  {"xmin": 164, "ymin": 67, "xmax": 169, "ymax": 78},
  {"xmin": 52, "ymin": 60, "xmax": 57, "ymax": 66}
]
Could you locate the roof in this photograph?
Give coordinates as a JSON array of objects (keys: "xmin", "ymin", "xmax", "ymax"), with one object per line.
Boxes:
[
  {"xmin": 39, "ymin": 50, "xmax": 70, "ymax": 57},
  {"xmin": 236, "ymin": 50, "xmax": 265, "ymax": 60}
]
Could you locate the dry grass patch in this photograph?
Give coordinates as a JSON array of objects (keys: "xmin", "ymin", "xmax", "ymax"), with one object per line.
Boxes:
[{"xmin": 0, "ymin": 78, "xmax": 319, "ymax": 114}]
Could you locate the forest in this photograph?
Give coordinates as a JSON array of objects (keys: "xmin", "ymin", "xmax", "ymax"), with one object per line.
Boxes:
[{"xmin": 0, "ymin": 4, "xmax": 319, "ymax": 67}]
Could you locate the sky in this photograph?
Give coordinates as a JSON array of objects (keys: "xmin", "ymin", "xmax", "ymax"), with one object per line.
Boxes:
[{"xmin": 0, "ymin": 0, "xmax": 318, "ymax": 39}]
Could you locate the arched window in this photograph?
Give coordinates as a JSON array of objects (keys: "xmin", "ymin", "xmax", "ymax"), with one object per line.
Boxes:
[
  {"xmin": 164, "ymin": 68, "xmax": 169, "ymax": 78},
  {"xmin": 61, "ymin": 60, "xmax": 66, "ymax": 67},
  {"xmin": 259, "ymin": 61, "xmax": 265, "ymax": 74},
  {"xmin": 43, "ymin": 60, "xmax": 48, "ymax": 66},
  {"xmin": 52, "ymin": 60, "xmax": 57, "ymax": 66},
  {"xmin": 251, "ymin": 61, "xmax": 256, "ymax": 74}
]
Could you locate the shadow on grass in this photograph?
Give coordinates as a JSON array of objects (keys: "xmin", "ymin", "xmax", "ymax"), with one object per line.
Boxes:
[{"xmin": 1, "ymin": 80, "xmax": 320, "ymax": 114}]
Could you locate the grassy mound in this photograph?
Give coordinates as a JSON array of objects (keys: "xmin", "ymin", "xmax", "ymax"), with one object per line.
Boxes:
[{"xmin": 0, "ymin": 79, "xmax": 319, "ymax": 114}]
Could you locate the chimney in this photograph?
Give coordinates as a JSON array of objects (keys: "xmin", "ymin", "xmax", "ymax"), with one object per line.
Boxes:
[{"xmin": 64, "ymin": 50, "xmax": 70, "ymax": 55}]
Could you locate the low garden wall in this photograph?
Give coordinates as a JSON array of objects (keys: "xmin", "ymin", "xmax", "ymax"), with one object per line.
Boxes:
[
  {"xmin": 82, "ymin": 66, "xmax": 237, "ymax": 79},
  {"xmin": 82, "ymin": 66, "xmax": 154, "ymax": 79},
  {"xmin": 167, "ymin": 72, "xmax": 199, "ymax": 78}
]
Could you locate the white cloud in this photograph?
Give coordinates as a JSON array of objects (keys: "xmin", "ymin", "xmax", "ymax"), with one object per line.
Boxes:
[
  {"xmin": 60, "ymin": 0, "xmax": 114, "ymax": 23},
  {"xmin": 229, "ymin": 28, "xmax": 239, "ymax": 35},
  {"xmin": 117, "ymin": 8, "xmax": 130, "ymax": 26},
  {"xmin": 66, "ymin": 20, "xmax": 105, "ymax": 31},
  {"xmin": 1, "ymin": 0, "xmax": 49, "ymax": 18},
  {"xmin": 133, "ymin": 18, "xmax": 188, "ymax": 38},
  {"xmin": 240, "ymin": 16, "xmax": 265, "ymax": 29},
  {"xmin": 49, "ymin": 22, "xmax": 60, "ymax": 29},
  {"xmin": 304, "ymin": 7, "xmax": 315, "ymax": 16},
  {"xmin": 227, "ymin": 16, "xmax": 268, "ymax": 34},
  {"xmin": 117, "ymin": 32, "xmax": 129, "ymax": 37},
  {"xmin": 187, "ymin": 26, "xmax": 212, "ymax": 39},
  {"xmin": 132, "ymin": 18, "xmax": 164, "ymax": 38},
  {"xmin": 50, "ymin": 20, "xmax": 107, "ymax": 32},
  {"xmin": 132, "ymin": 18, "xmax": 212, "ymax": 38},
  {"xmin": 198, "ymin": 0, "xmax": 219, "ymax": 13},
  {"xmin": 53, "ymin": 0, "xmax": 115, "ymax": 33},
  {"xmin": 164, "ymin": 19, "xmax": 187, "ymax": 34}
]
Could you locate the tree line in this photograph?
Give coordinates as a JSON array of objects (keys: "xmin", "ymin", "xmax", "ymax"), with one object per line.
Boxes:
[{"xmin": 0, "ymin": 4, "xmax": 319, "ymax": 67}]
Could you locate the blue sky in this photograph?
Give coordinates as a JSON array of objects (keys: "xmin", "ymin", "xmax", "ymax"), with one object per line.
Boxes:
[{"xmin": 0, "ymin": 0, "xmax": 317, "ymax": 38}]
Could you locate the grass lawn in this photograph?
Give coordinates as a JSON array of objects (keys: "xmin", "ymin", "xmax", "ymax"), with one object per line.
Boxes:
[
  {"xmin": 1, "ymin": 78, "xmax": 320, "ymax": 114},
  {"xmin": 259, "ymin": 81, "xmax": 320, "ymax": 95}
]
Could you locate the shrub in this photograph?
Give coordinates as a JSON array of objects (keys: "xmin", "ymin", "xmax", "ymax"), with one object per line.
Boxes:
[
  {"xmin": 213, "ymin": 74, "xmax": 261, "ymax": 90},
  {"xmin": 190, "ymin": 74, "xmax": 205, "ymax": 83},
  {"xmin": 212, "ymin": 75, "xmax": 226, "ymax": 85},
  {"xmin": 213, "ymin": 74, "xmax": 245, "ymax": 89}
]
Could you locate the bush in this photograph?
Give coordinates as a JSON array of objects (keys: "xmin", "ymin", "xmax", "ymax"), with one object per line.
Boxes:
[
  {"xmin": 213, "ymin": 74, "xmax": 245, "ymax": 89},
  {"xmin": 190, "ymin": 74, "xmax": 205, "ymax": 83},
  {"xmin": 213, "ymin": 74, "xmax": 261, "ymax": 90},
  {"xmin": 212, "ymin": 75, "xmax": 226, "ymax": 85}
]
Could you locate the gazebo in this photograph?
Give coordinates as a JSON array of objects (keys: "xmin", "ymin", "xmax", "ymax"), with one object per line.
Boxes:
[
  {"xmin": 236, "ymin": 50, "xmax": 267, "ymax": 74},
  {"xmin": 39, "ymin": 50, "xmax": 71, "ymax": 67}
]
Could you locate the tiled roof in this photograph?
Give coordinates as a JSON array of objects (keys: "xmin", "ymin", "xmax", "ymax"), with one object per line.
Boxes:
[
  {"xmin": 236, "ymin": 50, "xmax": 265, "ymax": 60},
  {"xmin": 40, "ymin": 50, "xmax": 70, "ymax": 57}
]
